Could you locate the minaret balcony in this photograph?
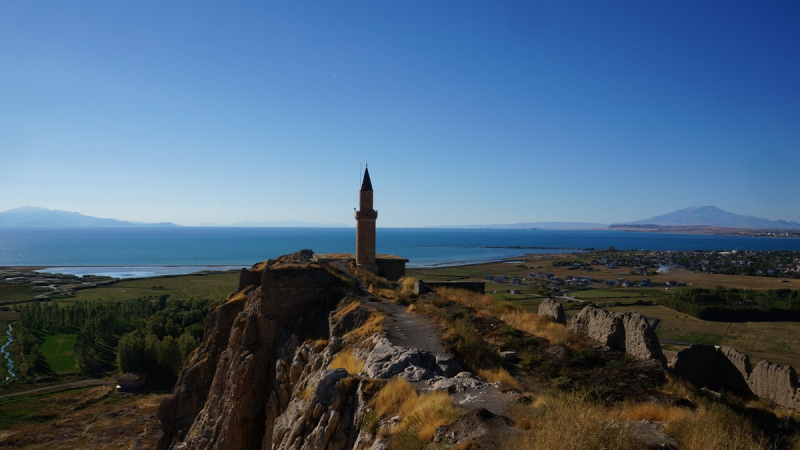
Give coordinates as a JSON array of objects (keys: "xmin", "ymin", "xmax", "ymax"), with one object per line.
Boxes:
[{"xmin": 355, "ymin": 210, "xmax": 378, "ymax": 219}]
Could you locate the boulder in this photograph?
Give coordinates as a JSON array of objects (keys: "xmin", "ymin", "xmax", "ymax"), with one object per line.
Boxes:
[{"xmin": 538, "ymin": 298, "xmax": 566, "ymax": 325}]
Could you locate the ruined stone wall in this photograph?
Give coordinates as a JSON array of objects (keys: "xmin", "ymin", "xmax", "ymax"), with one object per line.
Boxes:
[
  {"xmin": 569, "ymin": 306, "xmax": 666, "ymax": 365},
  {"xmin": 260, "ymin": 266, "xmax": 339, "ymax": 319},
  {"xmin": 537, "ymin": 298, "xmax": 566, "ymax": 325},
  {"xmin": 238, "ymin": 268, "xmax": 263, "ymax": 291},
  {"xmin": 376, "ymin": 259, "xmax": 406, "ymax": 282},
  {"xmin": 669, "ymin": 344, "xmax": 800, "ymax": 412}
]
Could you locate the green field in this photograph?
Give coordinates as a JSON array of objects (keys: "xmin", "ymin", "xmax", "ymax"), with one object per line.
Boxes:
[
  {"xmin": 40, "ymin": 334, "xmax": 77, "ymax": 374},
  {"xmin": 69, "ymin": 272, "xmax": 238, "ymax": 303},
  {"xmin": 0, "ymin": 285, "xmax": 36, "ymax": 305},
  {"xmin": 0, "ymin": 271, "xmax": 239, "ymax": 313},
  {"xmin": 570, "ymin": 288, "xmax": 667, "ymax": 299}
]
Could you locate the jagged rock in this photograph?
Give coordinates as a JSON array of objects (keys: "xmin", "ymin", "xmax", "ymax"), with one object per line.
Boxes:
[
  {"xmin": 158, "ymin": 257, "xmax": 361, "ymax": 450},
  {"xmin": 748, "ymin": 360, "xmax": 800, "ymax": 412},
  {"xmin": 157, "ymin": 290, "xmax": 247, "ymax": 449},
  {"xmin": 330, "ymin": 305, "xmax": 372, "ymax": 338},
  {"xmin": 364, "ymin": 338, "xmax": 439, "ymax": 379},
  {"xmin": 428, "ymin": 372, "xmax": 487, "ymax": 394},
  {"xmin": 435, "ymin": 353, "xmax": 463, "ymax": 377},
  {"xmin": 538, "ymin": 298, "xmax": 566, "ymax": 325},
  {"xmin": 271, "ymin": 369, "xmax": 363, "ymax": 450},
  {"xmin": 432, "ymin": 407, "xmax": 521, "ymax": 449},
  {"xmin": 402, "ymin": 365, "xmax": 434, "ymax": 382},
  {"xmin": 570, "ymin": 306, "xmax": 666, "ymax": 365}
]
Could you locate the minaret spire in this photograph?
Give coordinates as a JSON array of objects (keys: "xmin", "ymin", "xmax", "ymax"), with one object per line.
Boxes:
[{"xmin": 355, "ymin": 165, "xmax": 377, "ymax": 271}]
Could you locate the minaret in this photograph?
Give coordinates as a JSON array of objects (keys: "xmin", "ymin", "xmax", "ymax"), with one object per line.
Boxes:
[{"xmin": 355, "ymin": 166, "xmax": 378, "ymax": 272}]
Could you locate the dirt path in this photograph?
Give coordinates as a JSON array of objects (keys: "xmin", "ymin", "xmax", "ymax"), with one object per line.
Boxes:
[
  {"xmin": 373, "ymin": 299, "xmax": 447, "ymax": 355},
  {"xmin": 0, "ymin": 378, "xmax": 112, "ymax": 400}
]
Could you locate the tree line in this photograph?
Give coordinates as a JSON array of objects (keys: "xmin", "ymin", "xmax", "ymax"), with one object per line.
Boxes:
[
  {"xmin": 657, "ymin": 287, "xmax": 800, "ymax": 321},
  {"xmin": 15, "ymin": 295, "xmax": 219, "ymax": 378}
]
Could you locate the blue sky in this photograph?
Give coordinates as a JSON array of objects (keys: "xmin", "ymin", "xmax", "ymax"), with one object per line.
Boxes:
[{"xmin": 2, "ymin": 1, "xmax": 799, "ymax": 227}]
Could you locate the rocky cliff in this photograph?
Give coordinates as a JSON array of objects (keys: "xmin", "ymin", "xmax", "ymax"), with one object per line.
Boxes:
[
  {"xmin": 156, "ymin": 251, "xmax": 493, "ymax": 450},
  {"xmin": 157, "ymin": 251, "xmax": 366, "ymax": 450}
]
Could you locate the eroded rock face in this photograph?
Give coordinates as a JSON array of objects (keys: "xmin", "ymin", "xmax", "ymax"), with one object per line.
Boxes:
[
  {"xmin": 569, "ymin": 306, "xmax": 666, "ymax": 365},
  {"xmin": 157, "ymin": 291, "xmax": 247, "ymax": 449},
  {"xmin": 158, "ymin": 257, "xmax": 358, "ymax": 450},
  {"xmin": 749, "ymin": 360, "xmax": 800, "ymax": 412},
  {"xmin": 538, "ymin": 298, "xmax": 566, "ymax": 325}
]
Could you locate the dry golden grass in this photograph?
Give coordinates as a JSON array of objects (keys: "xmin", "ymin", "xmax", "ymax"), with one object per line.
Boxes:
[
  {"xmin": 225, "ymin": 289, "xmax": 248, "ymax": 305},
  {"xmin": 435, "ymin": 287, "xmax": 580, "ymax": 346},
  {"xmin": 311, "ymin": 339, "xmax": 328, "ymax": 352},
  {"xmin": 619, "ymin": 402, "xmax": 675, "ymax": 422},
  {"xmin": 370, "ymin": 286, "xmax": 398, "ymax": 300},
  {"xmin": 370, "ymin": 376, "xmax": 460, "ymax": 442},
  {"xmin": 478, "ymin": 367, "xmax": 520, "ymax": 391},
  {"xmin": 329, "ymin": 348, "xmax": 365, "ymax": 375},
  {"xmin": 400, "ymin": 277, "xmax": 416, "ymax": 296},
  {"xmin": 343, "ymin": 310, "xmax": 386, "ymax": 344},
  {"xmin": 665, "ymin": 399, "xmax": 769, "ymax": 450},
  {"xmin": 333, "ymin": 299, "xmax": 360, "ymax": 320},
  {"xmin": 505, "ymin": 392, "xmax": 643, "ymax": 450},
  {"xmin": 500, "ymin": 309, "xmax": 580, "ymax": 346},
  {"xmin": 506, "ymin": 386, "xmax": 778, "ymax": 450},
  {"xmin": 406, "ymin": 303, "xmax": 417, "ymax": 313}
]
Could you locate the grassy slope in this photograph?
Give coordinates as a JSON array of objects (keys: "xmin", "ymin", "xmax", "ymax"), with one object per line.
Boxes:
[{"xmin": 410, "ymin": 253, "xmax": 800, "ymax": 369}]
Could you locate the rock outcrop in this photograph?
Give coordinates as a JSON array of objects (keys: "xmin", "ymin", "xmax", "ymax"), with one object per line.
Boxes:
[
  {"xmin": 158, "ymin": 255, "xmax": 364, "ymax": 450},
  {"xmin": 570, "ymin": 306, "xmax": 666, "ymax": 365},
  {"xmin": 669, "ymin": 344, "xmax": 800, "ymax": 412},
  {"xmin": 157, "ymin": 251, "xmax": 498, "ymax": 450},
  {"xmin": 538, "ymin": 298, "xmax": 566, "ymax": 325}
]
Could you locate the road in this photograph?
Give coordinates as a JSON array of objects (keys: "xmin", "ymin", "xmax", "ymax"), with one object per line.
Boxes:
[{"xmin": 0, "ymin": 378, "xmax": 113, "ymax": 400}]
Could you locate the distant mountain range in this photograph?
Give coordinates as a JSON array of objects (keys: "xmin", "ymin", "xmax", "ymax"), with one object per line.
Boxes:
[
  {"xmin": 3, "ymin": 205, "xmax": 797, "ymax": 230},
  {"xmin": 620, "ymin": 206, "xmax": 800, "ymax": 230},
  {"xmin": 0, "ymin": 206, "xmax": 177, "ymax": 227},
  {"xmin": 434, "ymin": 221, "xmax": 607, "ymax": 230}
]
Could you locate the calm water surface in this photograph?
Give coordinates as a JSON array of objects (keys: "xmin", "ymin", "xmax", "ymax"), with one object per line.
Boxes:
[{"xmin": 1, "ymin": 227, "xmax": 799, "ymax": 277}]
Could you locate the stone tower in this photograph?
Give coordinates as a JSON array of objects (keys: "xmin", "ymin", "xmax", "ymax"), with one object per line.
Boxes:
[{"xmin": 355, "ymin": 166, "xmax": 378, "ymax": 272}]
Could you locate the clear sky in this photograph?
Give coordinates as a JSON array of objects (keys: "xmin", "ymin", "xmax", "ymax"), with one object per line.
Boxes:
[{"xmin": 2, "ymin": 1, "xmax": 799, "ymax": 227}]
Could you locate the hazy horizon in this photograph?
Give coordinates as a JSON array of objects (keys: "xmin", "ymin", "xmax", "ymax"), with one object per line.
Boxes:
[{"xmin": 3, "ymin": 2, "xmax": 799, "ymax": 226}]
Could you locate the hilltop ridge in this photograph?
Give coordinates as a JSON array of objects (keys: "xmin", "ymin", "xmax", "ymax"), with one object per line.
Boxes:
[{"xmin": 0, "ymin": 206, "xmax": 176, "ymax": 227}]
